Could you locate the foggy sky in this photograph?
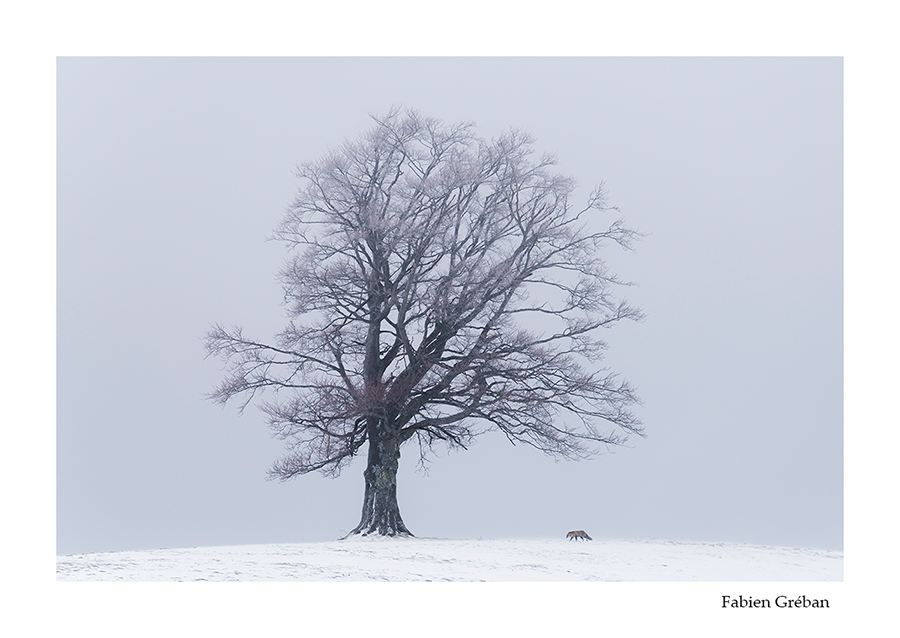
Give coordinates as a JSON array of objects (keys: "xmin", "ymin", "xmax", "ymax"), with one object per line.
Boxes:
[{"xmin": 56, "ymin": 57, "xmax": 842, "ymax": 555}]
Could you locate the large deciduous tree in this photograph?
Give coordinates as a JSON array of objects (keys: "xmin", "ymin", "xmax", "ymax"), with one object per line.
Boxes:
[{"xmin": 206, "ymin": 109, "xmax": 644, "ymax": 538}]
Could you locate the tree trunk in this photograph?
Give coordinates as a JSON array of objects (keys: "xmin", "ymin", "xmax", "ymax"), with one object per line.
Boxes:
[{"xmin": 345, "ymin": 427, "xmax": 413, "ymax": 538}]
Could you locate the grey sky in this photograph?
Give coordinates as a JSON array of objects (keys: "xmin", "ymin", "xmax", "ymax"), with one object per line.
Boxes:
[{"xmin": 57, "ymin": 57, "xmax": 842, "ymax": 555}]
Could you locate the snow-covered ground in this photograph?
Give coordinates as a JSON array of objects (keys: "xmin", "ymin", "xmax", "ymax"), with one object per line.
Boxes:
[{"xmin": 57, "ymin": 537, "xmax": 842, "ymax": 581}]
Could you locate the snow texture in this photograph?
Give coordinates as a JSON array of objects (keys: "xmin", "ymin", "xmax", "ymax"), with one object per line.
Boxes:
[{"xmin": 56, "ymin": 537, "xmax": 842, "ymax": 582}]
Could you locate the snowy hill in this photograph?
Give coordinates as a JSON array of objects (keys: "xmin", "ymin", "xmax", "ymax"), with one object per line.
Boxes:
[{"xmin": 56, "ymin": 537, "xmax": 842, "ymax": 581}]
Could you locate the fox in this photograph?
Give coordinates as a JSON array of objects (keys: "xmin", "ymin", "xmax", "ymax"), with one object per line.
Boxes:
[{"xmin": 566, "ymin": 530, "xmax": 592, "ymax": 541}]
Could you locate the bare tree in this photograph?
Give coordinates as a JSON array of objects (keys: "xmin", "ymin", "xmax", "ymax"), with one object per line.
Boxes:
[{"xmin": 205, "ymin": 108, "xmax": 644, "ymax": 538}]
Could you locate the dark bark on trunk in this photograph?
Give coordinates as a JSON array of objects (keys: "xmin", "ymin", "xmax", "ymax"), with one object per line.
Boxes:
[
  {"xmin": 344, "ymin": 422, "xmax": 413, "ymax": 538},
  {"xmin": 343, "ymin": 244, "xmax": 416, "ymax": 538}
]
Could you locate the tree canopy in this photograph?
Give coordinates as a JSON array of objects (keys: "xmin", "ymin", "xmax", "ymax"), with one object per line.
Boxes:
[{"xmin": 206, "ymin": 109, "xmax": 644, "ymax": 536}]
